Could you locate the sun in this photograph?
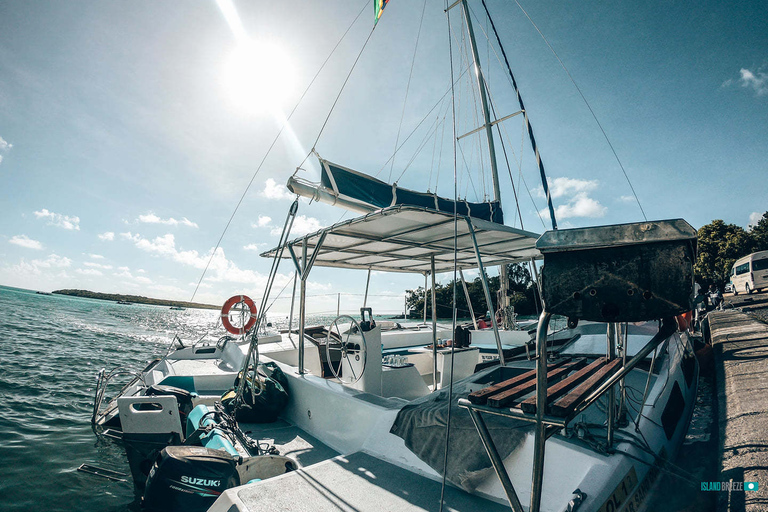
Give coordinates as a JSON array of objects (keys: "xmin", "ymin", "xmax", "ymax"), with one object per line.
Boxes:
[{"xmin": 221, "ymin": 39, "xmax": 296, "ymax": 114}]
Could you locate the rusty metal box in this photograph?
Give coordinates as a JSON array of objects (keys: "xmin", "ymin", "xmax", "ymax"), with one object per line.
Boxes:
[{"xmin": 536, "ymin": 219, "xmax": 697, "ymax": 322}]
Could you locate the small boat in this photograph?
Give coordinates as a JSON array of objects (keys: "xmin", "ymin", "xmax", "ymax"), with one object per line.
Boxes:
[
  {"xmin": 169, "ymin": 306, "xmax": 186, "ymax": 310},
  {"xmin": 116, "ymin": 300, "xmax": 133, "ymax": 305}
]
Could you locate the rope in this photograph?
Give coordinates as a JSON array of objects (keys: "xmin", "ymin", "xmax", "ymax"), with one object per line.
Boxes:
[
  {"xmin": 509, "ymin": 0, "xmax": 647, "ymax": 221},
  {"xmin": 389, "ymin": 0, "xmax": 428, "ymax": 182},
  {"xmin": 189, "ymin": 1, "xmax": 369, "ymax": 302}
]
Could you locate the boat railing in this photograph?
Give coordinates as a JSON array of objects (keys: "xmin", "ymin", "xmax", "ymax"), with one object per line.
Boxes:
[{"xmin": 91, "ymin": 360, "xmax": 158, "ymax": 427}]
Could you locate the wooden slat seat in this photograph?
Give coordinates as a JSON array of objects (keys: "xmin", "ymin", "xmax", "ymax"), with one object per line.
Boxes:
[
  {"xmin": 519, "ymin": 357, "xmax": 606, "ymax": 414},
  {"xmin": 468, "ymin": 359, "xmax": 572, "ymax": 405},
  {"xmin": 549, "ymin": 358, "xmax": 623, "ymax": 417},
  {"xmin": 486, "ymin": 359, "xmax": 587, "ymax": 408}
]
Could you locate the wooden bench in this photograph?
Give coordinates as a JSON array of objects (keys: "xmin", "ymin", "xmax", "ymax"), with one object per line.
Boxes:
[{"xmin": 468, "ymin": 357, "xmax": 623, "ymax": 416}]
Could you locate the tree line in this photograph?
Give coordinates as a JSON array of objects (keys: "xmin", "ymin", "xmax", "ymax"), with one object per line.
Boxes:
[
  {"xmin": 404, "ymin": 212, "xmax": 768, "ymax": 319},
  {"xmin": 695, "ymin": 212, "xmax": 768, "ymax": 287}
]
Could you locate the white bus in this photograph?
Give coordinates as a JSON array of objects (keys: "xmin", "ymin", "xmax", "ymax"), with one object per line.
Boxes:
[{"xmin": 731, "ymin": 250, "xmax": 768, "ymax": 295}]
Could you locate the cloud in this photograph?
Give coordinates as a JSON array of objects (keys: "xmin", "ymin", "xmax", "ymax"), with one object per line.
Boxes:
[
  {"xmin": 243, "ymin": 243, "xmax": 265, "ymax": 251},
  {"xmin": 34, "ymin": 209, "xmax": 80, "ymax": 230},
  {"xmin": 618, "ymin": 195, "xmax": 635, "ymax": 203},
  {"xmin": 0, "ymin": 136, "xmax": 11, "ymax": 165},
  {"xmin": 9, "ymin": 235, "xmax": 43, "ymax": 250},
  {"xmin": 88, "ymin": 253, "xmax": 104, "ymax": 259},
  {"xmin": 138, "ymin": 212, "xmax": 198, "ymax": 228},
  {"xmin": 537, "ymin": 177, "xmax": 607, "ymax": 220},
  {"xmin": 10, "ymin": 253, "xmax": 72, "ymax": 276},
  {"xmin": 98, "ymin": 231, "xmax": 115, "ymax": 241},
  {"xmin": 121, "ymin": 231, "xmax": 289, "ymax": 287},
  {"xmin": 738, "ymin": 68, "xmax": 768, "ymax": 96},
  {"xmin": 84, "ymin": 261, "xmax": 113, "ymax": 270},
  {"xmin": 749, "ymin": 211, "xmax": 766, "ymax": 228},
  {"xmin": 135, "ymin": 275, "xmax": 153, "ymax": 284},
  {"xmin": 114, "ymin": 267, "xmax": 133, "ymax": 278},
  {"xmin": 76, "ymin": 268, "xmax": 103, "ymax": 276},
  {"xmin": 261, "ymin": 178, "xmax": 293, "ymax": 200},
  {"xmin": 252, "ymin": 215, "xmax": 272, "ymax": 228},
  {"xmin": 272, "ymin": 214, "xmax": 322, "ymax": 236}
]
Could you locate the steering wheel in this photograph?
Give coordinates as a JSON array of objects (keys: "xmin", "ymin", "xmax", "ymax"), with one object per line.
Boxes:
[{"xmin": 325, "ymin": 315, "xmax": 367, "ymax": 384}]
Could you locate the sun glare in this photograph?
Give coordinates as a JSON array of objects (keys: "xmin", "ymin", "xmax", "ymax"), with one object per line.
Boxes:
[{"xmin": 221, "ymin": 40, "xmax": 296, "ymax": 114}]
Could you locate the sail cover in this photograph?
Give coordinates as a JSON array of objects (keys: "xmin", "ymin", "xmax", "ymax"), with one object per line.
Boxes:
[{"xmin": 287, "ymin": 158, "xmax": 504, "ymax": 224}]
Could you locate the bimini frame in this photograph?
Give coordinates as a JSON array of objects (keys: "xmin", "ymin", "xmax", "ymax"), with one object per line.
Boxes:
[{"xmin": 261, "ymin": 205, "xmax": 541, "ymax": 377}]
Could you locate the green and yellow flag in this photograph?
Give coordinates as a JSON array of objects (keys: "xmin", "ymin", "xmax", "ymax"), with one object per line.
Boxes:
[{"xmin": 374, "ymin": 0, "xmax": 390, "ymax": 25}]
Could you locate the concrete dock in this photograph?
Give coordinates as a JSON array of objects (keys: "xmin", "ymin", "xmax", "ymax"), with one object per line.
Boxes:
[{"xmin": 707, "ymin": 291, "xmax": 768, "ymax": 512}]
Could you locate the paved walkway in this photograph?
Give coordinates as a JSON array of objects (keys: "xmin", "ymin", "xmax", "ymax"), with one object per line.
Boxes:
[{"xmin": 708, "ymin": 306, "xmax": 768, "ymax": 512}]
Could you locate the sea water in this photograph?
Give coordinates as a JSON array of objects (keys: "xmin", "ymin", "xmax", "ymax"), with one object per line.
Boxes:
[
  {"xmin": 0, "ymin": 285, "xmax": 715, "ymax": 511},
  {"xmin": 0, "ymin": 285, "xmax": 343, "ymax": 511}
]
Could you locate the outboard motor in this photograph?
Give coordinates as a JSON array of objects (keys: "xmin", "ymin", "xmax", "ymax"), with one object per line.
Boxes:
[{"xmin": 142, "ymin": 446, "xmax": 240, "ymax": 512}]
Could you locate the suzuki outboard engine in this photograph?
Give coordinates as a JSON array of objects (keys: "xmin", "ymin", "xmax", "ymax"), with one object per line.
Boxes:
[{"xmin": 142, "ymin": 446, "xmax": 240, "ymax": 512}]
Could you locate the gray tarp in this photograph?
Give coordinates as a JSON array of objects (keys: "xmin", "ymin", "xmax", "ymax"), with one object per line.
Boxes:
[{"xmin": 389, "ymin": 374, "xmax": 531, "ymax": 492}]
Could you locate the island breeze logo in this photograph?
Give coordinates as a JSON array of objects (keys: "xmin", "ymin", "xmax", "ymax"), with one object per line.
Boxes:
[{"xmin": 701, "ymin": 481, "xmax": 759, "ymax": 492}]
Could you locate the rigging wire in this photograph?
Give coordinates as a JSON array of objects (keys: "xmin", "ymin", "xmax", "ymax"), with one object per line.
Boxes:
[
  {"xmin": 476, "ymin": 0, "xmax": 557, "ymax": 229},
  {"xmin": 510, "ymin": 0, "xmax": 648, "ymax": 221},
  {"xmin": 389, "ymin": 0, "xmax": 428, "ymax": 182},
  {"xmin": 373, "ymin": 64, "xmax": 472, "ymax": 179},
  {"xmin": 189, "ymin": 1, "xmax": 369, "ymax": 302},
  {"xmin": 300, "ymin": 8, "xmax": 379, "ymax": 169},
  {"xmin": 439, "ymin": 1, "xmax": 459, "ymax": 508}
]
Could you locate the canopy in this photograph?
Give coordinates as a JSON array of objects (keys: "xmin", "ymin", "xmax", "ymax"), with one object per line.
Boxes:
[{"xmin": 261, "ymin": 206, "xmax": 540, "ymax": 274}]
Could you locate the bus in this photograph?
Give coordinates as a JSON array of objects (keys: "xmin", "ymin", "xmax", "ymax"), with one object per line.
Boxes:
[{"xmin": 731, "ymin": 250, "xmax": 768, "ymax": 295}]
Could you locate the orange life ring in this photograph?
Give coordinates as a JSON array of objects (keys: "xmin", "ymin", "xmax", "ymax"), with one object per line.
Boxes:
[{"xmin": 220, "ymin": 295, "xmax": 257, "ymax": 335}]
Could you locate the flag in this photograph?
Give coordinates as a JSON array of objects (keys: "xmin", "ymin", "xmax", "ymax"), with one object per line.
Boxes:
[{"xmin": 374, "ymin": 0, "xmax": 390, "ymax": 25}]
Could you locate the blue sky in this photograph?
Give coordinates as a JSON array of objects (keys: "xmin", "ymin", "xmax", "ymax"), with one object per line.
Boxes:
[{"xmin": 1, "ymin": 0, "xmax": 766, "ymax": 314}]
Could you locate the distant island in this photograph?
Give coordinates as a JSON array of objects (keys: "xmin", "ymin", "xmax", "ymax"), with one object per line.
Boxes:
[{"xmin": 52, "ymin": 289, "xmax": 220, "ymax": 310}]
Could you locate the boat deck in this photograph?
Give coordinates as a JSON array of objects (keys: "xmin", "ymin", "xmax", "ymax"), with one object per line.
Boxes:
[
  {"xmin": 211, "ymin": 451, "xmax": 510, "ymax": 512},
  {"xmin": 239, "ymin": 418, "xmax": 340, "ymax": 469}
]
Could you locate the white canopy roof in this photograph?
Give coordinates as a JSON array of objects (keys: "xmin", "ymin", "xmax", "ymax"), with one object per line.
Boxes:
[{"xmin": 261, "ymin": 206, "xmax": 541, "ymax": 274}]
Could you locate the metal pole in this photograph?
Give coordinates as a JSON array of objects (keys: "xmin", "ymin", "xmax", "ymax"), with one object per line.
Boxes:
[
  {"xmin": 337, "ymin": 293, "xmax": 340, "ymax": 317},
  {"xmin": 459, "ymin": 0, "xmax": 500, "ymax": 204},
  {"xmin": 619, "ymin": 323, "xmax": 628, "ymax": 424},
  {"xmin": 466, "ymin": 219, "xmax": 505, "ymax": 365},
  {"xmin": 466, "ymin": 407, "xmax": 525, "ymax": 512},
  {"xmin": 530, "ymin": 257, "xmax": 543, "ymax": 314},
  {"xmin": 298, "ymin": 238, "xmax": 307, "ymax": 375},
  {"xmin": 530, "ymin": 311, "xmax": 552, "ymax": 512},
  {"xmin": 459, "ymin": 268, "xmax": 478, "ymax": 330},
  {"xmin": 606, "ymin": 323, "xmax": 617, "ymax": 447},
  {"xmin": 423, "ymin": 272, "xmax": 428, "ymax": 324},
  {"xmin": 363, "ymin": 268, "xmax": 371, "ymax": 308},
  {"xmin": 288, "ymin": 271, "xmax": 297, "ymax": 337},
  {"xmin": 573, "ymin": 319, "xmax": 676, "ymax": 418},
  {"xmin": 635, "ymin": 344, "xmax": 659, "ymax": 431},
  {"xmin": 459, "ymin": 0, "xmax": 509, "ymax": 310},
  {"xmin": 431, "ymin": 256, "xmax": 438, "ymax": 390}
]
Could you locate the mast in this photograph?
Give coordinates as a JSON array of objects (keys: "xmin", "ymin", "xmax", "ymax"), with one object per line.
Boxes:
[{"xmin": 459, "ymin": 0, "xmax": 509, "ymax": 321}]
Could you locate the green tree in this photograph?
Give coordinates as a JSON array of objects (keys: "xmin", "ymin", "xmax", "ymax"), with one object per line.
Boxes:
[
  {"xmin": 695, "ymin": 220, "xmax": 755, "ymax": 285},
  {"xmin": 749, "ymin": 211, "xmax": 768, "ymax": 251},
  {"xmin": 404, "ymin": 263, "xmax": 539, "ymax": 319}
]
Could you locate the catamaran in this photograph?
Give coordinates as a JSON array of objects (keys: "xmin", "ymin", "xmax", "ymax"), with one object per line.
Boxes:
[{"xmin": 89, "ymin": 2, "xmax": 700, "ymax": 511}]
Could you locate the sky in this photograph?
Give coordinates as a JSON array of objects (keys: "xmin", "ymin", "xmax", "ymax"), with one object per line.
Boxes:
[{"xmin": 1, "ymin": 0, "xmax": 766, "ymax": 315}]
